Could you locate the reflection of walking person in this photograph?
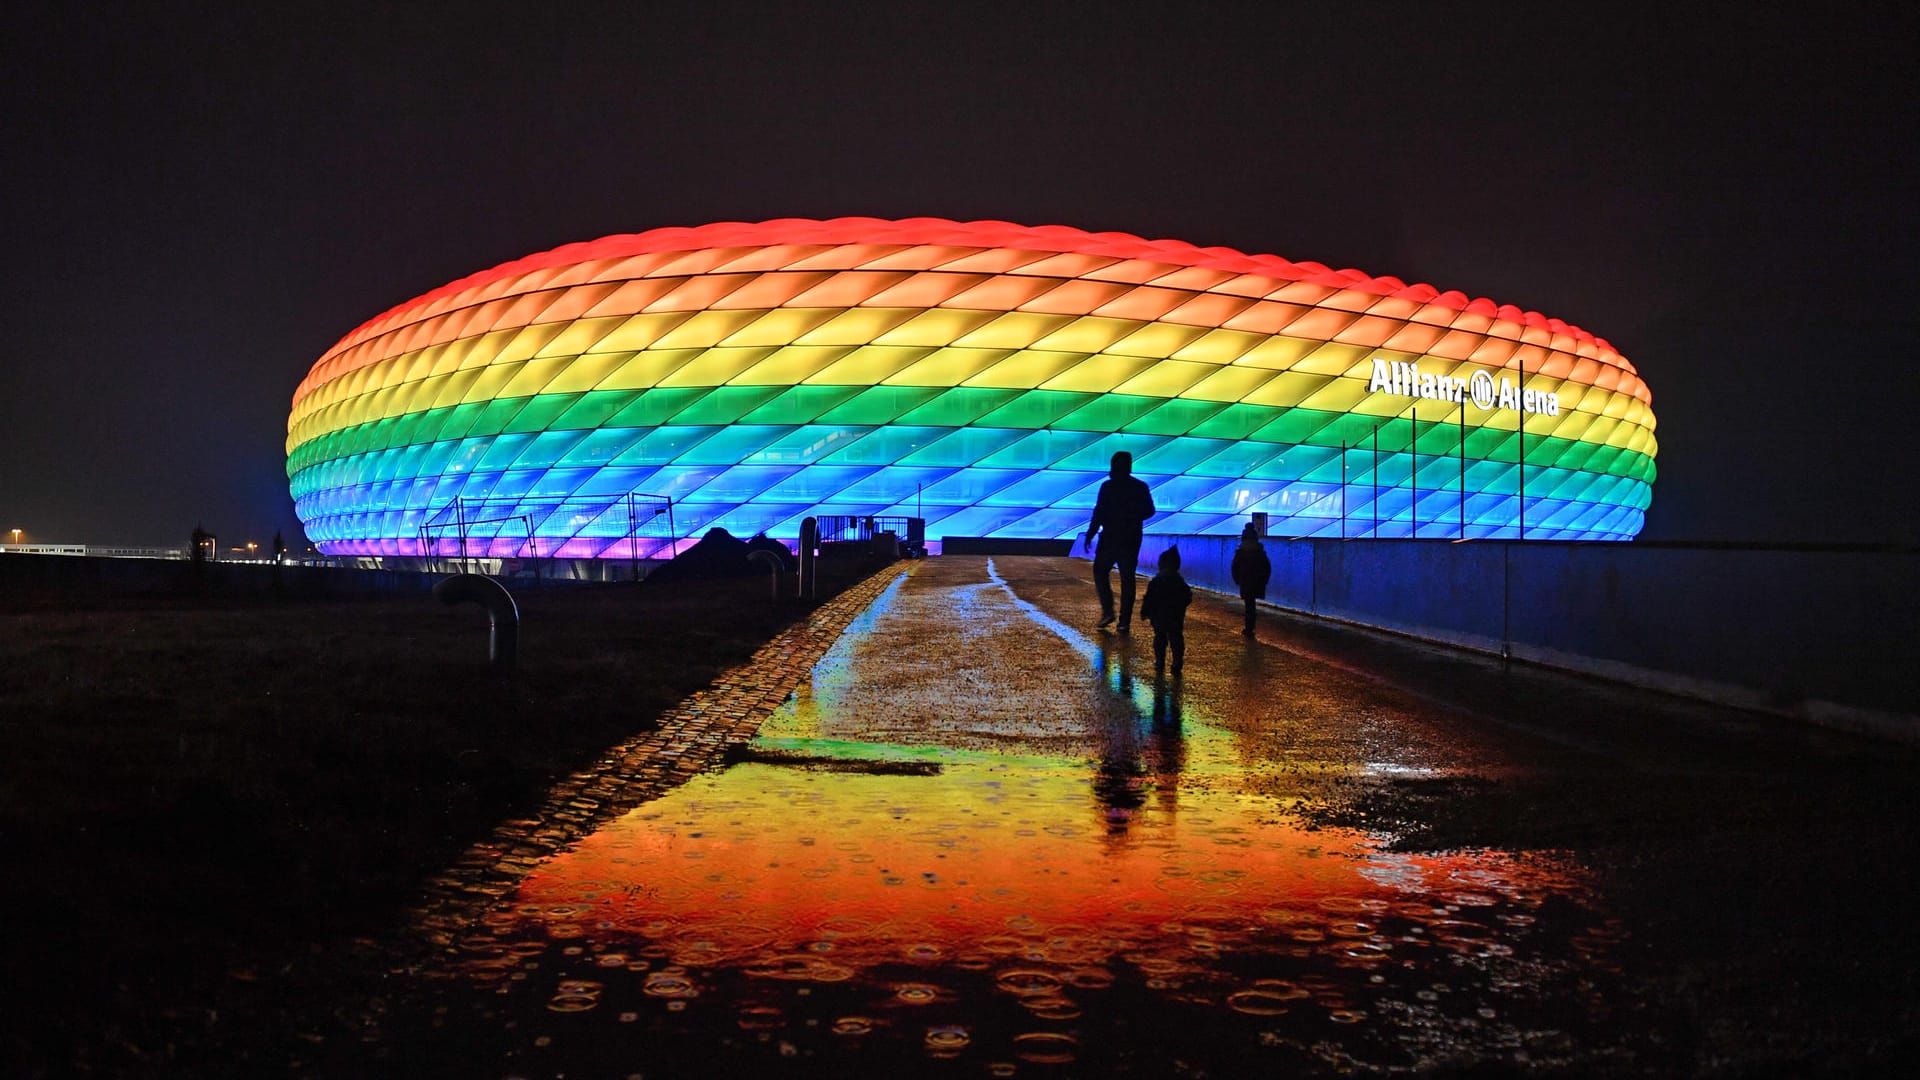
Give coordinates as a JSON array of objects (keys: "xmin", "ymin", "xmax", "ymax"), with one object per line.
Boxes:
[
  {"xmin": 1140, "ymin": 546, "xmax": 1192, "ymax": 676},
  {"xmin": 1083, "ymin": 450, "xmax": 1155, "ymax": 633},
  {"xmin": 1230, "ymin": 522, "xmax": 1271, "ymax": 637}
]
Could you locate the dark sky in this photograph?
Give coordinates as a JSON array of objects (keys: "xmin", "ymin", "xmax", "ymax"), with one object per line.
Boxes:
[{"xmin": 4, "ymin": 2, "xmax": 1914, "ymax": 546}]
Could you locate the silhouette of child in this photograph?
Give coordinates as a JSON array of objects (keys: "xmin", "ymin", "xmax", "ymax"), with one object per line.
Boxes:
[
  {"xmin": 1139, "ymin": 546, "xmax": 1193, "ymax": 675},
  {"xmin": 1230, "ymin": 522, "xmax": 1271, "ymax": 637}
]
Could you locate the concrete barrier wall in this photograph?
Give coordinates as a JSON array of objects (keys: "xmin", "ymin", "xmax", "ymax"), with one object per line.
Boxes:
[{"xmin": 1134, "ymin": 536, "xmax": 1919, "ymax": 741}]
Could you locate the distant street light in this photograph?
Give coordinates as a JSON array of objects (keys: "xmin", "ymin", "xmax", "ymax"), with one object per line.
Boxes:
[{"xmin": 8, "ymin": 528, "xmax": 19, "ymax": 546}]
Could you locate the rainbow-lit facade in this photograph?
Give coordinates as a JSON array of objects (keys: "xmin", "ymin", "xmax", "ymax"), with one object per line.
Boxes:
[{"xmin": 288, "ymin": 219, "xmax": 1656, "ymax": 556}]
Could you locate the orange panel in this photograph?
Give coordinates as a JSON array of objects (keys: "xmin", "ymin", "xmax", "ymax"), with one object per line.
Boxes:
[
  {"xmin": 1092, "ymin": 286, "xmax": 1192, "ymax": 321},
  {"xmin": 1016, "ymin": 278, "xmax": 1134, "ymax": 315}
]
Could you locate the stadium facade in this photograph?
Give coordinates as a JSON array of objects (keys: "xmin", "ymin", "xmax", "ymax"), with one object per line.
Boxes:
[{"xmin": 287, "ymin": 218, "xmax": 1657, "ymax": 557}]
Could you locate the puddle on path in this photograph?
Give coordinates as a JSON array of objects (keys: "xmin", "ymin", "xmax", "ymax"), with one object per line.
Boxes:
[{"xmin": 399, "ymin": 560, "xmax": 1638, "ymax": 1075}]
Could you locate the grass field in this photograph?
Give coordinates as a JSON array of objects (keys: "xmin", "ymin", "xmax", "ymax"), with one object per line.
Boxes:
[{"xmin": 0, "ymin": 560, "xmax": 878, "ymax": 1074}]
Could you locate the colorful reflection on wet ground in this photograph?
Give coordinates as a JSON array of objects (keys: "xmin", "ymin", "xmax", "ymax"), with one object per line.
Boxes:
[{"xmin": 410, "ymin": 559, "xmax": 1638, "ymax": 1075}]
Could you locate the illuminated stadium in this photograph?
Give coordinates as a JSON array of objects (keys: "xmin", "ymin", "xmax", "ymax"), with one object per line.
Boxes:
[{"xmin": 287, "ymin": 218, "xmax": 1657, "ymax": 558}]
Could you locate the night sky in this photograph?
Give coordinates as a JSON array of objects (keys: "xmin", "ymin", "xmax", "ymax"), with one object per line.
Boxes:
[{"xmin": 4, "ymin": 2, "xmax": 1914, "ymax": 548}]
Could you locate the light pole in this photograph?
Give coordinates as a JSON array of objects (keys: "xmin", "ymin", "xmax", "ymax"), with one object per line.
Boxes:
[{"xmin": 8, "ymin": 528, "xmax": 19, "ymax": 546}]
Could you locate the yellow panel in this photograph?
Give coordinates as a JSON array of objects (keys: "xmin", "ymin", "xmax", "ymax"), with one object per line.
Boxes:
[
  {"xmin": 360, "ymin": 386, "xmax": 398, "ymax": 422},
  {"xmin": 657, "ymin": 346, "xmax": 772, "ymax": 387},
  {"xmin": 652, "ymin": 310, "xmax": 767, "ymax": 350},
  {"xmin": 1299, "ymin": 376, "xmax": 1378, "ymax": 416},
  {"xmin": 805, "ymin": 345, "xmax": 933, "ymax": 385},
  {"xmin": 1293, "ymin": 342, "xmax": 1372, "ymax": 375},
  {"xmin": 1039, "ymin": 354, "xmax": 1156, "ymax": 393},
  {"xmin": 456, "ymin": 328, "xmax": 521, "ymax": 372},
  {"xmin": 543, "ymin": 351, "xmax": 636, "ymax": 394},
  {"xmin": 1239, "ymin": 370, "xmax": 1334, "ymax": 409},
  {"xmin": 1111, "ymin": 359, "xmax": 1213, "ymax": 399},
  {"xmin": 871, "ymin": 308, "xmax": 999, "ymax": 347},
  {"xmin": 1108, "ymin": 322, "xmax": 1207, "ymax": 359},
  {"xmin": 730, "ymin": 346, "xmax": 851, "ymax": 386},
  {"xmin": 534, "ymin": 316, "xmax": 629, "ymax": 358},
  {"xmin": 1230, "ymin": 335, "xmax": 1321, "ymax": 370},
  {"xmin": 460, "ymin": 361, "xmax": 525, "ymax": 403},
  {"xmin": 592, "ymin": 312, "xmax": 697, "ymax": 353},
  {"xmin": 1180, "ymin": 364, "xmax": 1277, "ymax": 403},
  {"xmin": 1336, "ymin": 348, "xmax": 1421, "ymax": 379},
  {"xmin": 495, "ymin": 322, "xmax": 568, "ymax": 365},
  {"xmin": 422, "ymin": 342, "xmax": 463, "ymax": 379},
  {"xmin": 1552, "ymin": 409, "xmax": 1595, "ymax": 444},
  {"xmin": 1168, "ymin": 329, "xmax": 1264, "ymax": 367},
  {"xmin": 950, "ymin": 312, "xmax": 1076, "ymax": 350},
  {"xmin": 497, "ymin": 355, "xmax": 575, "ymax": 398},
  {"xmin": 795, "ymin": 307, "xmax": 920, "ymax": 346},
  {"xmin": 1031, "ymin": 316, "xmax": 1141, "ymax": 354},
  {"xmin": 597, "ymin": 349, "xmax": 705, "ymax": 391},
  {"xmin": 390, "ymin": 376, "xmax": 439, "ymax": 417},
  {"xmin": 888, "ymin": 346, "xmax": 1012, "ymax": 387},
  {"xmin": 450, "ymin": 329, "xmax": 507, "ymax": 371},
  {"xmin": 431, "ymin": 368, "xmax": 484, "ymax": 409},
  {"xmin": 393, "ymin": 350, "xmax": 436, "ymax": 386},
  {"xmin": 717, "ymin": 308, "xmax": 838, "ymax": 347}
]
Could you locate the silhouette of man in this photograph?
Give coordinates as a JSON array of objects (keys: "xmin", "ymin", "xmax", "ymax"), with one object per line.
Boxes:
[{"xmin": 1082, "ymin": 450, "xmax": 1155, "ymax": 632}]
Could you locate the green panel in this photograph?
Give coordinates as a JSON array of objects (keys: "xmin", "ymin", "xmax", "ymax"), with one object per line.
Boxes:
[
  {"xmin": 605, "ymin": 387, "xmax": 714, "ymax": 429},
  {"xmin": 433, "ymin": 402, "xmax": 486, "ymax": 441},
  {"xmin": 551, "ymin": 390, "xmax": 643, "ymax": 430},
  {"xmin": 1124, "ymin": 397, "xmax": 1228, "ymax": 436},
  {"xmin": 975, "ymin": 390, "xmax": 1096, "ymax": 430},
  {"xmin": 899, "ymin": 426, "xmax": 1028, "ymax": 467},
  {"xmin": 668, "ymin": 385, "xmax": 788, "ymax": 425},
  {"xmin": 384, "ymin": 411, "xmax": 434, "ymax": 451},
  {"xmin": 504, "ymin": 393, "xmax": 585, "ymax": 434},
  {"xmin": 895, "ymin": 387, "xmax": 1027, "ymax": 427},
  {"xmin": 1186, "ymin": 402, "xmax": 1278, "ymax": 441},
  {"xmin": 1055, "ymin": 393, "xmax": 1165, "ymax": 433},
  {"xmin": 740, "ymin": 385, "xmax": 869, "ymax": 424},
  {"xmin": 1464, "ymin": 426, "xmax": 1517, "ymax": 462},
  {"xmin": 1251, "ymin": 408, "xmax": 1352, "ymax": 447},
  {"xmin": 816, "ymin": 385, "xmax": 947, "ymax": 425},
  {"xmin": 466, "ymin": 397, "xmax": 534, "ymax": 438}
]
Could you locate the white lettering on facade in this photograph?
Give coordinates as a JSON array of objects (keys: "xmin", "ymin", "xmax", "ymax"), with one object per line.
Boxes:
[{"xmin": 1370, "ymin": 357, "xmax": 1558, "ymax": 416}]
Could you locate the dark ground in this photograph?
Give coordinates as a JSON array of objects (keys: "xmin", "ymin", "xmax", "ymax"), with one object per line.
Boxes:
[
  {"xmin": 0, "ymin": 557, "xmax": 882, "ymax": 1076},
  {"xmin": 1266, "ymin": 613, "xmax": 1920, "ymax": 1077}
]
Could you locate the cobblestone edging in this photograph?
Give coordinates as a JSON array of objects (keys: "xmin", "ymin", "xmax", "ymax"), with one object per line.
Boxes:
[{"xmin": 409, "ymin": 563, "xmax": 911, "ymax": 949}]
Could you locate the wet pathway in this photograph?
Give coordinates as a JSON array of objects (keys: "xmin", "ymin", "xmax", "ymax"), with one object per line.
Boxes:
[{"xmin": 363, "ymin": 556, "xmax": 1695, "ymax": 1075}]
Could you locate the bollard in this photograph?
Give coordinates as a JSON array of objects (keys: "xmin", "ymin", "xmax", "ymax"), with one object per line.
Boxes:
[
  {"xmin": 798, "ymin": 517, "xmax": 819, "ymax": 600},
  {"xmin": 434, "ymin": 573, "xmax": 519, "ymax": 674},
  {"xmin": 748, "ymin": 549, "xmax": 783, "ymax": 608}
]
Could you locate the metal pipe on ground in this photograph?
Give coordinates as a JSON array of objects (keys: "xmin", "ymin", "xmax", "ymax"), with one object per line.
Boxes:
[{"xmin": 434, "ymin": 573, "xmax": 519, "ymax": 674}]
